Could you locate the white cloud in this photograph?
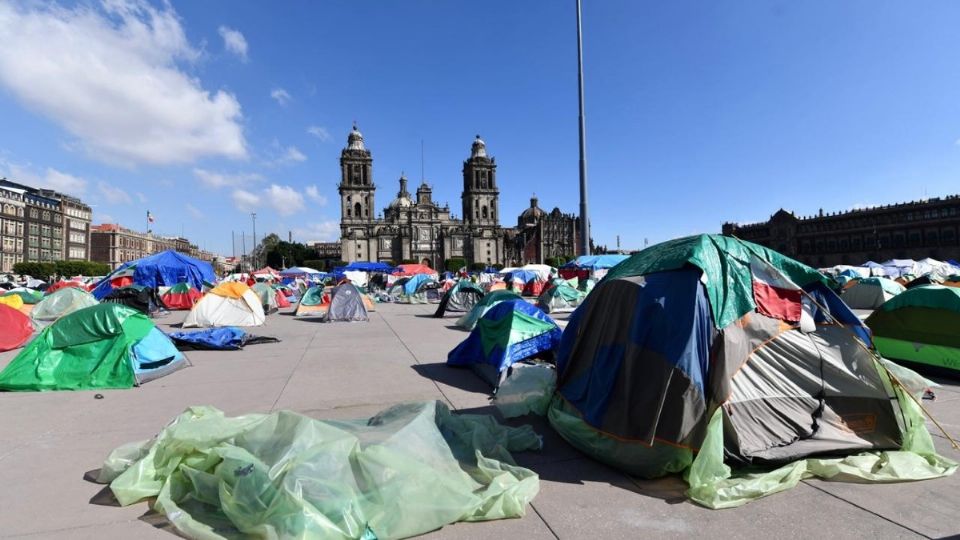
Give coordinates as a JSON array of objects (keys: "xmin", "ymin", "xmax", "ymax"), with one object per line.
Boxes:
[
  {"xmin": 136, "ymin": 192, "xmax": 147, "ymax": 203},
  {"xmin": 193, "ymin": 168, "xmax": 262, "ymax": 189},
  {"xmin": 0, "ymin": 158, "xmax": 88, "ymax": 196},
  {"xmin": 186, "ymin": 203, "xmax": 204, "ymax": 220},
  {"xmin": 98, "ymin": 181, "xmax": 132, "ymax": 204},
  {"xmin": 232, "ymin": 188, "xmax": 260, "ymax": 212},
  {"xmin": 294, "ymin": 220, "xmax": 340, "ymax": 242},
  {"xmin": 307, "ymin": 125, "xmax": 331, "ymax": 142},
  {"xmin": 95, "ymin": 212, "xmax": 114, "ymax": 224},
  {"xmin": 282, "ymin": 146, "xmax": 306, "ymax": 163},
  {"xmin": 265, "ymin": 184, "xmax": 305, "ymax": 216},
  {"xmin": 218, "ymin": 25, "xmax": 248, "ymax": 61},
  {"xmin": 305, "ymin": 185, "xmax": 327, "ymax": 205},
  {"xmin": 270, "ymin": 88, "xmax": 291, "ymax": 106},
  {"xmin": 0, "ymin": 2, "xmax": 247, "ymax": 165}
]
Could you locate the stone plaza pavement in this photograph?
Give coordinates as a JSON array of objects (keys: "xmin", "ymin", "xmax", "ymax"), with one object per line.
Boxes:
[{"xmin": 1, "ymin": 302, "xmax": 959, "ymax": 539}]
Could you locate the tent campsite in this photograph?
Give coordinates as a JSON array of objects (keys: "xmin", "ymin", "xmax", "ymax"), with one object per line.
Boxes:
[
  {"xmin": 324, "ymin": 283, "xmax": 370, "ymax": 322},
  {"xmin": 0, "ymin": 304, "xmax": 33, "ymax": 352},
  {"xmin": 160, "ymin": 282, "xmax": 203, "ymax": 310},
  {"xmin": 91, "ymin": 250, "xmax": 216, "ymax": 300},
  {"xmin": 537, "ymin": 278, "xmax": 585, "ymax": 314},
  {"xmin": 841, "ymin": 276, "xmax": 905, "ymax": 309},
  {"xmin": 456, "ymin": 289, "xmax": 522, "ymax": 330},
  {"xmin": 434, "ymin": 280, "xmax": 485, "ymax": 317},
  {"xmin": 31, "ymin": 287, "xmax": 99, "ymax": 326}
]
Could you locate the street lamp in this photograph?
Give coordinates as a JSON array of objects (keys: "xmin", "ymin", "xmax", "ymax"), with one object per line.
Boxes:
[{"xmin": 251, "ymin": 212, "xmax": 257, "ymax": 269}]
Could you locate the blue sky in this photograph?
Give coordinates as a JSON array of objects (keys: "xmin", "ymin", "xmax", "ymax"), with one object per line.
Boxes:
[{"xmin": 2, "ymin": 1, "xmax": 960, "ymax": 255}]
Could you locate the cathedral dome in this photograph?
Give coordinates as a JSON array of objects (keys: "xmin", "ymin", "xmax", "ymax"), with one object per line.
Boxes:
[
  {"xmin": 389, "ymin": 174, "xmax": 413, "ymax": 209},
  {"xmin": 470, "ymin": 135, "xmax": 487, "ymax": 158},
  {"xmin": 347, "ymin": 123, "xmax": 365, "ymax": 150},
  {"xmin": 520, "ymin": 195, "xmax": 545, "ymax": 220}
]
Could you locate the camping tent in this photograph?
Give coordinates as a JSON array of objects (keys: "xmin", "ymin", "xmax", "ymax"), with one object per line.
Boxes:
[
  {"xmin": 0, "ymin": 304, "xmax": 187, "ymax": 390},
  {"xmin": 295, "ymin": 286, "xmax": 329, "ymax": 317},
  {"xmin": 102, "ymin": 285, "xmax": 162, "ymax": 316},
  {"xmin": 160, "ymin": 282, "xmax": 202, "ymax": 310},
  {"xmin": 2, "ymin": 288, "xmax": 44, "ymax": 305},
  {"xmin": 434, "ymin": 281, "xmax": 484, "ymax": 317},
  {"xmin": 537, "ymin": 278, "xmax": 585, "ymax": 314},
  {"xmin": 447, "ymin": 299, "xmax": 561, "ymax": 388},
  {"xmin": 45, "ymin": 280, "xmax": 87, "ymax": 295},
  {"xmin": 393, "ymin": 274, "xmax": 436, "ymax": 304},
  {"xmin": 91, "ymin": 250, "xmax": 215, "ymax": 300},
  {"xmin": 252, "ymin": 266, "xmax": 281, "ymax": 281},
  {"xmin": 0, "ymin": 304, "xmax": 33, "ymax": 352},
  {"xmin": 548, "ymin": 234, "xmax": 954, "ymax": 508},
  {"xmin": 274, "ymin": 287, "xmax": 292, "ymax": 308},
  {"xmin": 31, "ymin": 287, "xmax": 99, "ymax": 325},
  {"xmin": 559, "ymin": 254, "xmax": 628, "ymax": 281},
  {"xmin": 866, "ymin": 285, "xmax": 960, "ymax": 374},
  {"xmin": 841, "ymin": 277, "xmax": 905, "ymax": 309},
  {"xmin": 251, "ymin": 283, "xmax": 279, "ymax": 314},
  {"xmin": 343, "ymin": 261, "xmax": 395, "ymax": 273},
  {"xmin": 183, "ymin": 283, "xmax": 265, "ymax": 328},
  {"xmin": 456, "ymin": 290, "xmax": 522, "ymax": 330},
  {"xmin": 324, "ymin": 283, "xmax": 369, "ymax": 322},
  {"xmin": 393, "ymin": 263, "xmax": 437, "ymax": 277},
  {"xmin": 0, "ymin": 293, "xmax": 24, "ymax": 311}
]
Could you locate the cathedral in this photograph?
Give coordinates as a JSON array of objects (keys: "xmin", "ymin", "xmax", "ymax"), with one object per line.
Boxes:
[{"xmin": 338, "ymin": 125, "xmax": 507, "ymax": 267}]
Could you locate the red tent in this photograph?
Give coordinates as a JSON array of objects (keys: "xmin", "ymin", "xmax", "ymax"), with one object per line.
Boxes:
[
  {"xmin": 161, "ymin": 282, "xmax": 203, "ymax": 310},
  {"xmin": 0, "ymin": 304, "xmax": 33, "ymax": 352},
  {"xmin": 274, "ymin": 289, "xmax": 291, "ymax": 308},
  {"xmin": 45, "ymin": 280, "xmax": 87, "ymax": 295},
  {"xmin": 252, "ymin": 266, "xmax": 282, "ymax": 280},
  {"xmin": 393, "ymin": 264, "xmax": 435, "ymax": 277}
]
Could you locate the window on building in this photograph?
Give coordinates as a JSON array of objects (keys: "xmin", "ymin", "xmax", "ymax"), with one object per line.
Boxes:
[{"xmin": 354, "ymin": 202, "xmax": 362, "ymax": 217}]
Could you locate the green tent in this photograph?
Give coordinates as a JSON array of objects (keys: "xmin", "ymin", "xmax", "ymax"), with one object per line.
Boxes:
[
  {"xmin": 537, "ymin": 278, "xmax": 585, "ymax": 314},
  {"xmin": 97, "ymin": 401, "xmax": 540, "ymax": 539},
  {"xmin": 866, "ymin": 285, "xmax": 960, "ymax": 373},
  {"xmin": 0, "ymin": 303, "xmax": 187, "ymax": 391},
  {"xmin": 2, "ymin": 288, "xmax": 44, "ymax": 304},
  {"xmin": 456, "ymin": 290, "xmax": 522, "ymax": 330}
]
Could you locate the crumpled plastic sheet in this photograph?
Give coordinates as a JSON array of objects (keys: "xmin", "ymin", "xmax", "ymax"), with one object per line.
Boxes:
[
  {"xmin": 495, "ymin": 363, "xmax": 557, "ymax": 418},
  {"xmin": 97, "ymin": 401, "xmax": 541, "ymax": 539}
]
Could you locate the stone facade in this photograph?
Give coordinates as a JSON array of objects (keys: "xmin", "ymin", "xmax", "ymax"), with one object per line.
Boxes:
[
  {"xmin": 722, "ymin": 195, "xmax": 960, "ymax": 267},
  {"xmin": 509, "ymin": 195, "xmax": 582, "ymax": 265},
  {"xmin": 338, "ymin": 126, "xmax": 506, "ymax": 268},
  {"xmin": 0, "ymin": 178, "xmax": 93, "ymax": 272},
  {"xmin": 90, "ymin": 225, "xmax": 220, "ymax": 271}
]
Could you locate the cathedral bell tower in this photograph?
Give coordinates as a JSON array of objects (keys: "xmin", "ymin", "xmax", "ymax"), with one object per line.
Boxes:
[
  {"xmin": 338, "ymin": 124, "xmax": 375, "ymax": 223},
  {"xmin": 461, "ymin": 135, "xmax": 498, "ymax": 227}
]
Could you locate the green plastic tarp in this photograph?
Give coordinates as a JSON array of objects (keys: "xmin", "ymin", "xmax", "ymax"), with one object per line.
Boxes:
[
  {"xmin": 478, "ymin": 307, "xmax": 558, "ymax": 357},
  {"xmin": 878, "ymin": 284, "xmax": 960, "ymax": 313},
  {"xmin": 97, "ymin": 401, "xmax": 541, "ymax": 539},
  {"xmin": 0, "ymin": 303, "xmax": 155, "ymax": 391},
  {"xmin": 300, "ymin": 286, "xmax": 325, "ymax": 306},
  {"xmin": 604, "ymin": 234, "xmax": 828, "ymax": 328}
]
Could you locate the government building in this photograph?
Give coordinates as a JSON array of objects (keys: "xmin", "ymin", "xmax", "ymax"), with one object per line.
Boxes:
[
  {"xmin": 338, "ymin": 125, "xmax": 507, "ymax": 267},
  {"xmin": 722, "ymin": 195, "xmax": 960, "ymax": 267}
]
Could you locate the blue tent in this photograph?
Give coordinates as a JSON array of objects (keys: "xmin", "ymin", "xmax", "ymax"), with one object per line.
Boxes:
[
  {"xmin": 403, "ymin": 273, "xmax": 434, "ymax": 295},
  {"xmin": 503, "ymin": 269, "xmax": 539, "ymax": 284},
  {"xmin": 279, "ymin": 267, "xmax": 323, "ymax": 279},
  {"xmin": 562, "ymin": 254, "xmax": 629, "ymax": 270},
  {"xmin": 342, "ymin": 261, "xmax": 395, "ymax": 273},
  {"xmin": 447, "ymin": 299, "xmax": 561, "ymax": 387},
  {"xmin": 92, "ymin": 250, "xmax": 216, "ymax": 300}
]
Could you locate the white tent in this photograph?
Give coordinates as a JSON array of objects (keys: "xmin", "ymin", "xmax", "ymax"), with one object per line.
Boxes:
[{"xmin": 183, "ymin": 283, "xmax": 266, "ymax": 327}]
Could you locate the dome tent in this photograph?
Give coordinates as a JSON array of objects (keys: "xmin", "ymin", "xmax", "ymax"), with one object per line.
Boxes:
[
  {"xmin": 550, "ymin": 234, "xmax": 954, "ymax": 508},
  {"xmin": 434, "ymin": 280, "xmax": 484, "ymax": 317},
  {"xmin": 294, "ymin": 286, "xmax": 328, "ymax": 317},
  {"xmin": 91, "ymin": 250, "xmax": 216, "ymax": 300},
  {"xmin": 160, "ymin": 282, "xmax": 202, "ymax": 310},
  {"xmin": 183, "ymin": 283, "xmax": 265, "ymax": 328},
  {"xmin": 0, "ymin": 304, "xmax": 187, "ymax": 390},
  {"xmin": 31, "ymin": 287, "xmax": 99, "ymax": 326},
  {"xmin": 842, "ymin": 277, "xmax": 905, "ymax": 309},
  {"xmin": 324, "ymin": 283, "xmax": 369, "ymax": 322},
  {"xmin": 102, "ymin": 285, "xmax": 163, "ymax": 316},
  {"xmin": 448, "ymin": 299, "xmax": 561, "ymax": 388},
  {"xmin": 537, "ymin": 278, "xmax": 585, "ymax": 314},
  {"xmin": 865, "ymin": 285, "xmax": 960, "ymax": 375},
  {"xmin": 251, "ymin": 282, "xmax": 279, "ymax": 314},
  {"xmin": 0, "ymin": 304, "xmax": 33, "ymax": 352},
  {"xmin": 456, "ymin": 290, "xmax": 522, "ymax": 330}
]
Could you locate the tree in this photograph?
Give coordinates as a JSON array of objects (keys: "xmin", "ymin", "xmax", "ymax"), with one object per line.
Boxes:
[
  {"xmin": 13, "ymin": 262, "xmax": 56, "ymax": 279},
  {"xmin": 444, "ymin": 258, "xmax": 467, "ymax": 272},
  {"xmin": 252, "ymin": 233, "xmax": 282, "ymax": 268},
  {"xmin": 469, "ymin": 262, "xmax": 487, "ymax": 272}
]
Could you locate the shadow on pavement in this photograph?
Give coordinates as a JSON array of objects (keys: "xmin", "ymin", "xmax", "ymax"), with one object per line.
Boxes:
[{"xmin": 411, "ymin": 362, "xmax": 491, "ymax": 394}]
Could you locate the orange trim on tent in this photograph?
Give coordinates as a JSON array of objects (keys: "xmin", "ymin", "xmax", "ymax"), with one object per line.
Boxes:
[{"xmin": 209, "ymin": 282, "xmax": 252, "ymax": 299}]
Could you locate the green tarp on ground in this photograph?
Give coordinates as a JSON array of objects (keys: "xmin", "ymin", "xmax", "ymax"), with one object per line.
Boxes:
[
  {"xmin": 97, "ymin": 401, "xmax": 541, "ymax": 539},
  {"xmin": 0, "ymin": 304, "xmax": 154, "ymax": 391}
]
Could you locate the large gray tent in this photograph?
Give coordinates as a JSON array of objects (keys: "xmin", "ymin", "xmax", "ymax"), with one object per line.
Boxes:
[
  {"xmin": 434, "ymin": 281, "xmax": 484, "ymax": 317},
  {"xmin": 324, "ymin": 283, "xmax": 369, "ymax": 322}
]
